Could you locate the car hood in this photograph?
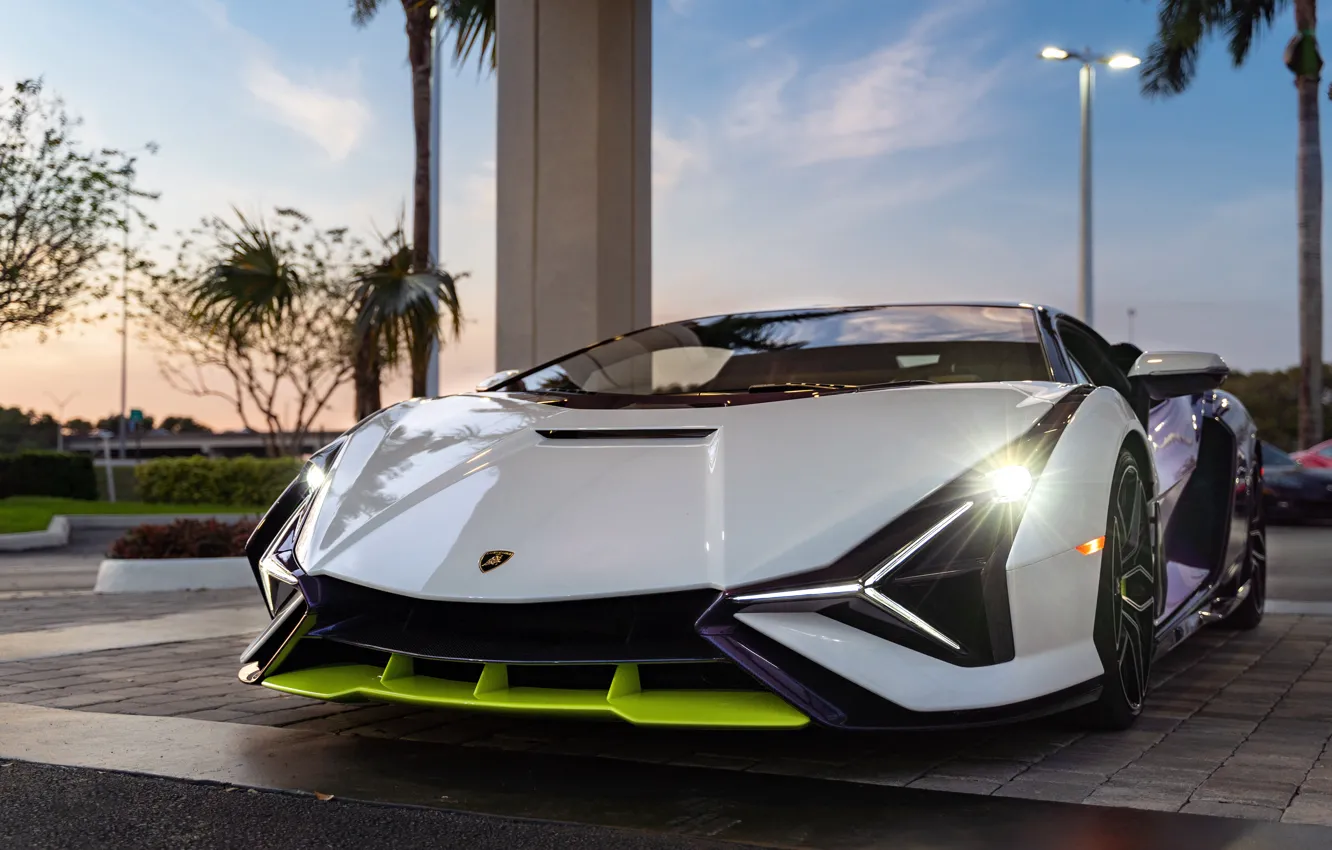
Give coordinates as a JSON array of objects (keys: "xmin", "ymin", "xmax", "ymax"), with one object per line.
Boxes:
[{"xmin": 296, "ymin": 382, "xmax": 1073, "ymax": 602}]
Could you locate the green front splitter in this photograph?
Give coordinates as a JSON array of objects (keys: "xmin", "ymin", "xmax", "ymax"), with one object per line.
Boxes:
[{"xmin": 262, "ymin": 656, "xmax": 810, "ymax": 729}]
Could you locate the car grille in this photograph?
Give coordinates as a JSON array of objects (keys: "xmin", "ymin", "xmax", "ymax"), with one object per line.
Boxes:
[{"xmin": 301, "ymin": 576, "xmax": 725, "ymax": 663}]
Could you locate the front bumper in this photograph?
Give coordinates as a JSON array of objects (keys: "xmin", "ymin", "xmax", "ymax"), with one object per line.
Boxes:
[{"xmin": 238, "ymin": 573, "xmax": 1097, "ymax": 731}]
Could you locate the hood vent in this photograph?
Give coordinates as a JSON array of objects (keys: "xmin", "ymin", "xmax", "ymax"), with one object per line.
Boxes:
[{"xmin": 536, "ymin": 428, "xmax": 717, "ymax": 441}]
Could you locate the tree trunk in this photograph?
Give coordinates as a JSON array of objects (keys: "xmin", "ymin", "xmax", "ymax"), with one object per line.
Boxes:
[
  {"xmin": 404, "ymin": 1, "xmax": 436, "ymax": 397},
  {"xmin": 410, "ymin": 333, "xmax": 429, "ymax": 397},
  {"xmin": 353, "ymin": 338, "xmax": 383, "ymax": 421},
  {"xmin": 1297, "ymin": 0, "xmax": 1324, "ymax": 449},
  {"xmin": 404, "ymin": 2, "xmax": 433, "ymax": 274}
]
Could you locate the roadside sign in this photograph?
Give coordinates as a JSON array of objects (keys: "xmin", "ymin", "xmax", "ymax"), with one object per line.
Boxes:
[{"xmin": 129, "ymin": 409, "xmax": 143, "ymax": 431}]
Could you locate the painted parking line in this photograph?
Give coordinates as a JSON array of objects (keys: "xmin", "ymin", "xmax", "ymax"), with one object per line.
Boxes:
[
  {"xmin": 0, "ymin": 702, "xmax": 1328, "ymax": 849},
  {"xmin": 0, "ymin": 590, "xmax": 91, "ymax": 601},
  {"xmin": 1266, "ymin": 600, "xmax": 1332, "ymax": 616},
  {"xmin": 0, "ymin": 607, "xmax": 267, "ymax": 662}
]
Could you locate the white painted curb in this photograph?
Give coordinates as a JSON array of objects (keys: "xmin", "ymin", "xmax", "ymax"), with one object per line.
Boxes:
[
  {"xmin": 94, "ymin": 557, "xmax": 253, "ymax": 593},
  {"xmin": 0, "ymin": 515, "xmax": 70, "ymax": 553}
]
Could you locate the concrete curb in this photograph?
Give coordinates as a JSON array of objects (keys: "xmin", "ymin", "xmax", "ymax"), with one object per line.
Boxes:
[
  {"xmin": 0, "ymin": 515, "xmax": 70, "ymax": 552},
  {"xmin": 0, "ymin": 512, "xmax": 258, "ymax": 553},
  {"xmin": 93, "ymin": 556, "xmax": 253, "ymax": 593}
]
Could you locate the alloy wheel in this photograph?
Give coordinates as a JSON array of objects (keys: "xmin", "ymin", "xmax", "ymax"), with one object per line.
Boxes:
[
  {"xmin": 1247, "ymin": 499, "xmax": 1267, "ymax": 610},
  {"xmin": 1109, "ymin": 464, "xmax": 1154, "ymax": 712}
]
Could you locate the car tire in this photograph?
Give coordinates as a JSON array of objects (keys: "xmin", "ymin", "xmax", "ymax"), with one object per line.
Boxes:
[
  {"xmin": 1219, "ymin": 465, "xmax": 1266, "ymax": 631},
  {"xmin": 1080, "ymin": 448, "xmax": 1156, "ymax": 731}
]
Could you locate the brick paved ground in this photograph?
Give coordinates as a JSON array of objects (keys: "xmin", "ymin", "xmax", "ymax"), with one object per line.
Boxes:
[
  {"xmin": 0, "ymin": 588, "xmax": 255, "ymax": 634},
  {"xmin": 3, "ymin": 606, "xmax": 1332, "ymax": 824}
]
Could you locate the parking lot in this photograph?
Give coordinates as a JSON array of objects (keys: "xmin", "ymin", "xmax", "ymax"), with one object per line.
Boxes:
[{"xmin": 1, "ymin": 526, "xmax": 1331, "ymax": 832}]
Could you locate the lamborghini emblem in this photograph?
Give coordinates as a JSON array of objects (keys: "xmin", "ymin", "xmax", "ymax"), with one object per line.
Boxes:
[{"xmin": 479, "ymin": 550, "xmax": 515, "ymax": 572}]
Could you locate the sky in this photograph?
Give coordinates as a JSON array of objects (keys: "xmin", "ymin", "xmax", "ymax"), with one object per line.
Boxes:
[{"xmin": 0, "ymin": 0, "xmax": 1319, "ymax": 431}]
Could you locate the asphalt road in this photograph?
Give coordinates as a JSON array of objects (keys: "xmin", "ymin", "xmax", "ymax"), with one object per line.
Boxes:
[
  {"xmin": 0, "ymin": 761, "xmax": 739, "ymax": 850},
  {"xmin": 0, "ymin": 529, "xmax": 120, "ymax": 592},
  {"xmin": 1268, "ymin": 524, "xmax": 1332, "ymax": 602}
]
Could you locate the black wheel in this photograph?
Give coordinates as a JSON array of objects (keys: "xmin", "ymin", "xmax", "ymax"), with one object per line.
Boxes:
[
  {"xmin": 1081, "ymin": 449, "xmax": 1156, "ymax": 731},
  {"xmin": 1219, "ymin": 463, "xmax": 1266, "ymax": 631}
]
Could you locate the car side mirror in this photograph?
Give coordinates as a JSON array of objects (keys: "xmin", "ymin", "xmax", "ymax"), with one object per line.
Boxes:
[
  {"xmin": 475, "ymin": 369, "xmax": 522, "ymax": 392},
  {"xmin": 1127, "ymin": 351, "xmax": 1229, "ymax": 399}
]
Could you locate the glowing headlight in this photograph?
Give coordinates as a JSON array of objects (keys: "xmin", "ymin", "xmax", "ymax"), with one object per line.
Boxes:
[
  {"xmin": 987, "ymin": 465, "xmax": 1033, "ymax": 502},
  {"xmin": 304, "ymin": 464, "xmax": 326, "ymax": 491}
]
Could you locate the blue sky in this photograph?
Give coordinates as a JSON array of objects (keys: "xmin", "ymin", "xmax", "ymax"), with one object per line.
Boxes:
[{"xmin": 0, "ymin": 0, "xmax": 1316, "ymax": 428}]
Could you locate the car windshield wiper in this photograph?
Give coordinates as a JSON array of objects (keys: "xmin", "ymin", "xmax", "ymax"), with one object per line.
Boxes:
[
  {"xmin": 745, "ymin": 380, "xmax": 936, "ymax": 393},
  {"xmin": 746, "ymin": 382, "xmax": 857, "ymax": 393},
  {"xmin": 854, "ymin": 380, "xmax": 937, "ymax": 389}
]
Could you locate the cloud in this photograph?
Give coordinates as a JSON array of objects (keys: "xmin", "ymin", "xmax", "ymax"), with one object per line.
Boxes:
[
  {"xmin": 243, "ymin": 59, "xmax": 371, "ymax": 162},
  {"xmin": 653, "ymin": 123, "xmax": 707, "ymax": 192},
  {"xmin": 723, "ymin": 1, "xmax": 1001, "ymax": 166},
  {"xmin": 725, "ymin": 60, "xmax": 799, "ymax": 141},
  {"xmin": 667, "ymin": 0, "xmax": 697, "ymax": 16},
  {"xmin": 195, "ymin": 0, "xmax": 372, "ymax": 162}
]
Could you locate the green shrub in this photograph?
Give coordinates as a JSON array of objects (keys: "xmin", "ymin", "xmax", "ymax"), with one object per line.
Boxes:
[
  {"xmin": 135, "ymin": 456, "xmax": 300, "ymax": 506},
  {"xmin": 0, "ymin": 451, "xmax": 97, "ymax": 500},
  {"xmin": 107, "ymin": 518, "xmax": 258, "ymax": 559}
]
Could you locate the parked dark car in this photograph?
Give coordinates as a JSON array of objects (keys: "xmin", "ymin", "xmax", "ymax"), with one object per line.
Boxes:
[{"xmin": 1263, "ymin": 441, "xmax": 1332, "ymax": 523}]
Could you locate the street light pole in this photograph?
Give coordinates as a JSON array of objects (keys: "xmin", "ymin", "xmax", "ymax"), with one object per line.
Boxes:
[
  {"xmin": 1079, "ymin": 58, "xmax": 1094, "ymax": 327},
  {"xmin": 118, "ymin": 199, "xmax": 130, "ymax": 459},
  {"xmin": 1041, "ymin": 46, "xmax": 1140, "ymax": 328},
  {"xmin": 45, "ymin": 392, "xmax": 76, "ymax": 453},
  {"xmin": 425, "ymin": 5, "xmax": 443, "ymax": 398}
]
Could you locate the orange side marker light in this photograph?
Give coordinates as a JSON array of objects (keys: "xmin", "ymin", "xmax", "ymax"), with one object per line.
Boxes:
[{"xmin": 1076, "ymin": 536, "xmax": 1106, "ymax": 556}]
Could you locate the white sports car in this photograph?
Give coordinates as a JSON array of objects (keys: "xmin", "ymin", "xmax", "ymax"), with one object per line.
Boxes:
[{"xmin": 239, "ymin": 303, "xmax": 1264, "ymax": 731}]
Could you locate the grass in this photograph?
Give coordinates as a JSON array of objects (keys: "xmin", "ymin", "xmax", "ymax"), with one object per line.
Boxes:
[{"xmin": 0, "ymin": 496, "xmax": 264, "ymax": 535}]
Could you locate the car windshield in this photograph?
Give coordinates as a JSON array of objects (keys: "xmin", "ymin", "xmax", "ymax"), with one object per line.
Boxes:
[{"xmin": 494, "ymin": 305, "xmax": 1050, "ymax": 396}]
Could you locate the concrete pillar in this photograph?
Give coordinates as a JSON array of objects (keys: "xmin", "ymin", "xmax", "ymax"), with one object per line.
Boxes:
[{"xmin": 495, "ymin": 0, "xmax": 652, "ymax": 371}]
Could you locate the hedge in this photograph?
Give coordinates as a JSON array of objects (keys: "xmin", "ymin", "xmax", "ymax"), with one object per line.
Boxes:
[
  {"xmin": 107, "ymin": 518, "xmax": 258, "ymax": 559},
  {"xmin": 134, "ymin": 456, "xmax": 301, "ymax": 506},
  {"xmin": 0, "ymin": 451, "xmax": 97, "ymax": 500}
]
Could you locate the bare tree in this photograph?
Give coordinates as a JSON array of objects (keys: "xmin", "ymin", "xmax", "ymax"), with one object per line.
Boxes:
[{"xmin": 140, "ymin": 210, "xmax": 363, "ymax": 456}]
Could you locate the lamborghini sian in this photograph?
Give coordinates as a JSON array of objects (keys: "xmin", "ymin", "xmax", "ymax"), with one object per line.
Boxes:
[{"xmin": 238, "ymin": 303, "xmax": 1263, "ymax": 731}]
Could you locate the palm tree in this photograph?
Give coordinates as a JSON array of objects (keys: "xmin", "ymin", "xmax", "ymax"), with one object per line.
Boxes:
[
  {"xmin": 350, "ymin": 0, "xmax": 494, "ymax": 392},
  {"xmin": 188, "ymin": 208, "xmax": 303, "ymax": 336},
  {"xmin": 352, "ymin": 226, "xmax": 465, "ymax": 418},
  {"xmin": 1142, "ymin": 0, "xmax": 1323, "ymax": 448}
]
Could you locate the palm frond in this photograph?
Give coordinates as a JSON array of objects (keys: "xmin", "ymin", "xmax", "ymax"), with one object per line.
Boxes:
[
  {"xmin": 353, "ymin": 226, "xmax": 466, "ymax": 372},
  {"xmin": 1141, "ymin": 0, "xmax": 1286, "ymax": 96},
  {"xmin": 1225, "ymin": 0, "xmax": 1286, "ymax": 65},
  {"xmin": 191, "ymin": 208, "xmax": 303, "ymax": 335},
  {"xmin": 350, "ymin": 0, "xmax": 384, "ymax": 28},
  {"xmin": 441, "ymin": 0, "xmax": 496, "ymax": 72}
]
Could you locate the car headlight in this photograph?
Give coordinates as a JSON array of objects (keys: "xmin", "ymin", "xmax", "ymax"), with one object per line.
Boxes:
[
  {"xmin": 304, "ymin": 463, "xmax": 327, "ymax": 491},
  {"xmin": 246, "ymin": 436, "xmax": 347, "ymax": 616},
  {"xmin": 986, "ymin": 465, "xmax": 1033, "ymax": 503}
]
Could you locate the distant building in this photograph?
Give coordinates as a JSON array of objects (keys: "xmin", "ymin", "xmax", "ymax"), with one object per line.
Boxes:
[{"xmin": 65, "ymin": 431, "xmax": 343, "ymax": 460}]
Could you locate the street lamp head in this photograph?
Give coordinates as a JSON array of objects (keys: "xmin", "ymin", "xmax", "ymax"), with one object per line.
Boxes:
[
  {"xmin": 1105, "ymin": 53, "xmax": 1141, "ymax": 70},
  {"xmin": 1041, "ymin": 46, "xmax": 1071, "ymax": 61}
]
